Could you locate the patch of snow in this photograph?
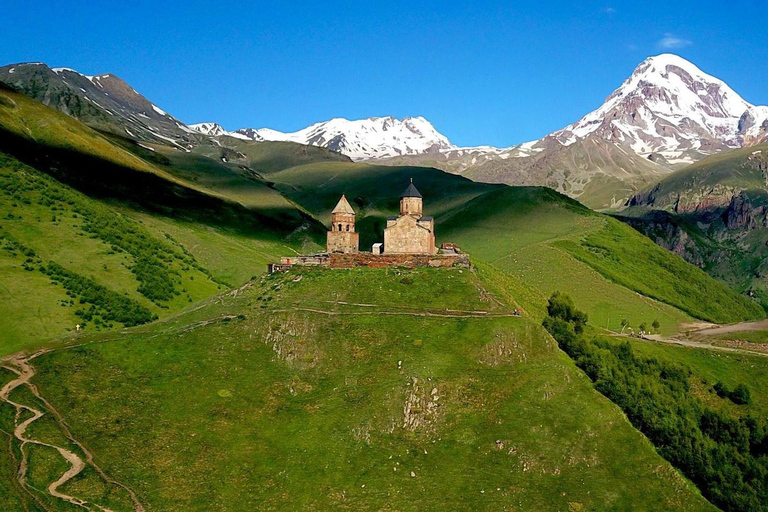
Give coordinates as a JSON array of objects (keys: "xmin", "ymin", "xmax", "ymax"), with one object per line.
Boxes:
[{"xmin": 151, "ymin": 104, "xmax": 167, "ymax": 116}]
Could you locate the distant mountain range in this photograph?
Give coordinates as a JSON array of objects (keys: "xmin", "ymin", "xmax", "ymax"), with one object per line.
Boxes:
[{"xmin": 2, "ymin": 54, "xmax": 767, "ymax": 208}]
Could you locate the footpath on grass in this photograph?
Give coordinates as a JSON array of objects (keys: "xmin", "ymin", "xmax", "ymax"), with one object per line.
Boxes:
[{"xmin": 0, "ymin": 350, "xmax": 145, "ymax": 512}]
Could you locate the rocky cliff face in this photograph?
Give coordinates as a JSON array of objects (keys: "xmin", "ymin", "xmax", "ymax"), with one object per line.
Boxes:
[{"xmin": 723, "ymin": 191, "xmax": 767, "ymax": 230}]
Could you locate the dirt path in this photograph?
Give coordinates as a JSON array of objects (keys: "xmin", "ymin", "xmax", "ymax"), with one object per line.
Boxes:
[
  {"xmin": 0, "ymin": 350, "xmax": 144, "ymax": 512},
  {"xmin": 687, "ymin": 319, "xmax": 768, "ymax": 336},
  {"xmin": 272, "ymin": 307, "xmax": 523, "ymax": 319},
  {"xmin": 619, "ymin": 333, "xmax": 768, "ymax": 358}
]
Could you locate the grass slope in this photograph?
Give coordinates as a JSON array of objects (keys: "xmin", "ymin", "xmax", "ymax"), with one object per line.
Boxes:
[
  {"xmin": 260, "ymin": 160, "xmax": 759, "ymax": 331},
  {"xmin": 437, "ymin": 187, "xmax": 758, "ymax": 331},
  {"xmin": 0, "ymin": 153, "xmax": 226, "ymax": 354},
  {"xmin": 0, "ymin": 84, "xmax": 327, "ymax": 354},
  {"xmin": 11, "ymin": 267, "xmax": 716, "ymax": 511},
  {"xmin": 555, "ymin": 218, "xmax": 764, "ymax": 323}
]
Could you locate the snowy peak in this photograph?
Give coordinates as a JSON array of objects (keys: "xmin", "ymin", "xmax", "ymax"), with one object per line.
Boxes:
[
  {"xmin": 234, "ymin": 116, "xmax": 456, "ymax": 160},
  {"xmin": 189, "ymin": 122, "xmax": 228, "ymax": 137},
  {"xmin": 551, "ymin": 53, "xmax": 767, "ymax": 165}
]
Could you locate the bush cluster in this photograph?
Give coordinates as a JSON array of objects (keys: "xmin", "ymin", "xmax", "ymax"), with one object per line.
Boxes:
[
  {"xmin": 0, "ymin": 158, "xmax": 210, "ymax": 303},
  {"xmin": 544, "ymin": 292, "xmax": 768, "ymax": 512},
  {"xmin": 42, "ymin": 262, "xmax": 156, "ymax": 327}
]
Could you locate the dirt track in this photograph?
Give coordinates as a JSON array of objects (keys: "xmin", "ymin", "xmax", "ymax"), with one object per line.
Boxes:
[
  {"xmin": 688, "ymin": 319, "xmax": 768, "ymax": 336},
  {"xmin": 0, "ymin": 350, "xmax": 144, "ymax": 512}
]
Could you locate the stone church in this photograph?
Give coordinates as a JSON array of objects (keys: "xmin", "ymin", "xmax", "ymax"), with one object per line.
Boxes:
[{"xmin": 326, "ymin": 180, "xmax": 437, "ymax": 255}]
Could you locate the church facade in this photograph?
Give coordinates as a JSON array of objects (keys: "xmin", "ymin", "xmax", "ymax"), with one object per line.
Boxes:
[
  {"xmin": 383, "ymin": 181, "xmax": 436, "ymax": 254},
  {"xmin": 325, "ymin": 180, "xmax": 436, "ymax": 255}
]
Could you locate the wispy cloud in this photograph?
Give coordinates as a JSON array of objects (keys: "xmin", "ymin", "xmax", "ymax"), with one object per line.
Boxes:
[
  {"xmin": 604, "ymin": 7, "xmax": 616, "ymax": 14},
  {"xmin": 657, "ymin": 33, "xmax": 692, "ymax": 49}
]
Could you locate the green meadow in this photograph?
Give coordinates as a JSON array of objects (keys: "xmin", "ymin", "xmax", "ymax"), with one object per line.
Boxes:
[{"xmin": 13, "ymin": 268, "xmax": 716, "ymax": 511}]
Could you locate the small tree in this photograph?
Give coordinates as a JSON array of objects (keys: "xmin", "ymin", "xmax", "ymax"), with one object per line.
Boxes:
[
  {"xmin": 639, "ymin": 322, "xmax": 647, "ymax": 333},
  {"xmin": 730, "ymin": 384, "xmax": 752, "ymax": 405},
  {"xmin": 652, "ymin": 319, "xmax": 660, "ymax": 332},
  {"xmin": 620, "ymin": 319, "xmax": 630, "ymax": 334}
]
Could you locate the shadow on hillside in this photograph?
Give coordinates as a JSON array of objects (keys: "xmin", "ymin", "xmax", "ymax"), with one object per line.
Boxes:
[{"xmin": 0, "ymin": 127, "xmax": 326, "ymax": 245}]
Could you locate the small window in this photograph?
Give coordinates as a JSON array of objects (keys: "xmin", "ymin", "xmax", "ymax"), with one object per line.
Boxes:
[
  {"xmin": 346, "ymin": 224, "xmax": 350, "ymax": 231},
  {"xmin": 338, "ymin": 223, "xmax": 342, "ymax": 231}
]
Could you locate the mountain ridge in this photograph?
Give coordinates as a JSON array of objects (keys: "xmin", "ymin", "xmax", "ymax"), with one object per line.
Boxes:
[{"xmin": 3, "ymin": 54, "xmax": 768, "ymax": 210}]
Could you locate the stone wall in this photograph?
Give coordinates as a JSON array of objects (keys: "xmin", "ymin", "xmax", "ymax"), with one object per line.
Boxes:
[
  {"xmin": 327, "ymin": 231, "xmax": 359, "ymax": 253},
  {"xmin": 281, "ymin": 254, "xmax": 330, "ymax": 266},
  {"xmin": 383, "ymin": 215, "xmax": 436, "ymax": 254},
  {"xmin": 328, "ymin": 253, "xmax": 469, "ymax": 269}
]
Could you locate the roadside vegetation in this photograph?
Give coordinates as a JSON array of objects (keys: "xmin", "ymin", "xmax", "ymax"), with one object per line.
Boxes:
[{"xmin": 544, "ymin": 292, "xmax": 768, "ymax": 512}]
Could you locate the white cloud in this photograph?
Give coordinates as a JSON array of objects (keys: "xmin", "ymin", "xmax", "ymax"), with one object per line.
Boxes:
[
  {"xmin": 604, "ymin": 7, "xmax": 616, "ymax": 14},
  {"xmin": 657, "ymin": 33, "xmax": 693, "ymax": 49}
]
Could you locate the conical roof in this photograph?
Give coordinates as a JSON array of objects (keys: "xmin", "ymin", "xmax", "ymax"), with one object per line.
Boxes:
[
  {"xmin": 400, "ymin": 179, "xmax": 422, "ymax": 198},
  {"xmin": 332, "ymin": 194, "xmax": 356, "ymax": 215}
]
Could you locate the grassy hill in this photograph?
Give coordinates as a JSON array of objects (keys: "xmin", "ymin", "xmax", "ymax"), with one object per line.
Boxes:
[
  {"xmin": 0, "ymin": 83, "xmax": 329, "ymax": 354},
  {"xmin": 1, "ymin": 267, "xmax": 717, "ymax": 511},
  {"xmin": 620, "ymin": 143, "xmax": 768, "ymax": 310},
  {"xmin": 251, "ymin": 158, "xmax": 763, "ymax": 331}
]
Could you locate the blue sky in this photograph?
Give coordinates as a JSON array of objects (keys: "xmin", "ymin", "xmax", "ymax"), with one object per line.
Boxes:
[{"xmin": 2, "ymin": 0, "xmax": 766, "ymax": 147}]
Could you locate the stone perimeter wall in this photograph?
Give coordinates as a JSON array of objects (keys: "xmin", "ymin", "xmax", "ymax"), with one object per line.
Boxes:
[
  {"xmin": 329, "ymin": 253, "xmax": 469, "ymax": 269},
  {"xmin": 276, "ymin": 253, "xmax": 469, "ymax": 270}
]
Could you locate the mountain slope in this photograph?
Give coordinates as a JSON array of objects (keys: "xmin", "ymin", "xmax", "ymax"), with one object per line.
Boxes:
[
  {"xmin": 551, "ymin": 53, "xmax": 768, "ymax": 163},
  {"xmin": 249, "ymin": 158, "xmax": 763, "ymax": 328},
  {"xmin": 0, "ymin": 82, "xmax": 328, "ymax": 353},
  {"xmin": 0, "ymin": 62, "xmax": 198, "ymax": 147},
  {"xmin": 620, "ymin": 143, "xmax": 768, "ymax": 309}
]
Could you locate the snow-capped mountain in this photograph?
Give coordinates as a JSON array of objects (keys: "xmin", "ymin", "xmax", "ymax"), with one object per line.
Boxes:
[
  {"xmin": 550, "ymin": 53, "xmax": 768, "ymax": 165},
  {"xmin": 189, "ymin": 122, "xmax": 228, "ymax": 137},
  {"xmin": 233, "ymin": 116, "xmax": 456, "ymax": 161},
  {"xmin": 375, "ymin": 54, "xmax": 768, "ymax": 208}
]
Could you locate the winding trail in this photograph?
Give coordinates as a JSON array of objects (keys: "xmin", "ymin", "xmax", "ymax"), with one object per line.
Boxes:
[{"xmin": 0, "ymin": 350, "xmax": 145, "ymax": 512}]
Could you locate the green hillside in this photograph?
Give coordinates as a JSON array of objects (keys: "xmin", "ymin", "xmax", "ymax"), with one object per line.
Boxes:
[
  {"xmin": 621, "ymin": 143, "xmax": 768, "ymax": 310},
  {"xmin": 0, "ymin": 84, "xmax": 327, "ymax": 354},
  {"xmin": 251, "ymin": 156, "xmax": 761, "ymax": 331},
  {"xmin": 1, "ymin": 267, "xmax": 716, "ymax": 511}
]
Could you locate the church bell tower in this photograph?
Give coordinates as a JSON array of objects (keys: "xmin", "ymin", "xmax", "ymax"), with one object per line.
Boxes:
[{"xmin": 326, "ymin": 195, "xmax": 359, "ymax": 253}]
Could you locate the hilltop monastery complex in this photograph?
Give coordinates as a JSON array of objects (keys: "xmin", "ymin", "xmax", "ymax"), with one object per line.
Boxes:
[
  {"xmin": 272, "ymin": 180, "xmax": 467, "ymax": 271},
  {"xmin": 327, "ymin": 180, "xmax": 437, "ymax": 255}
]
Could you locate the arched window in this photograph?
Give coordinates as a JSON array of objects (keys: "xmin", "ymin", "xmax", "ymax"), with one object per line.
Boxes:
[
  {"xmin": 345, "ymin": 224, "xmax": 350, "ymax": 231},
  {"xmin": 338, "ymin": 223, "xmax": 342, "ymax": 231}
]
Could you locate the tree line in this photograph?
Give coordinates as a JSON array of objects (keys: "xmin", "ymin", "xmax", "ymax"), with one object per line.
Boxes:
[{"xmin": 544, "ymin": 292, "xmax": 768, "ymax": 512}]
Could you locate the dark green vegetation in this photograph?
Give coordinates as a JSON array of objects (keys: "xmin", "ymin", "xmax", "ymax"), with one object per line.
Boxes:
[
  {"xmin": 6, "ymin": 268, "xmax": 715, "ymax": 511},
  {"xmin": 621, "ymin": 143, "xmax": 768, "ymax": 311},
  {"xmin": 40, "ymin": 261, "xmax": 157, "ymax": 327},
  {"xmin": 544, "ymin": 293, "xmax": 768, "ymax": 512}
]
